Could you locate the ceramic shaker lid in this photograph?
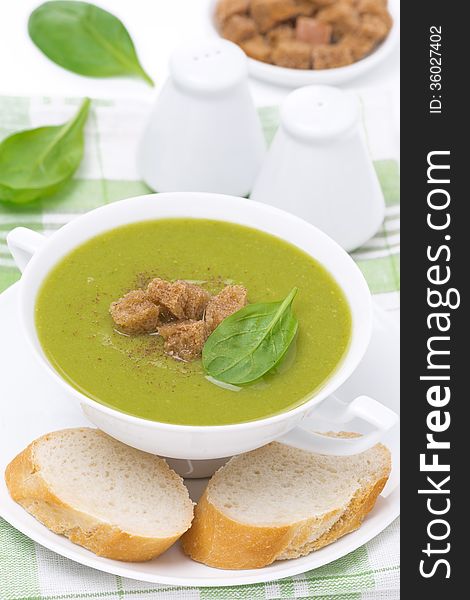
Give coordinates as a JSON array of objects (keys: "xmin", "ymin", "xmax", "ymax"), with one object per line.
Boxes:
[
  {"xmin": 169, "ymin": 39, "xmax": 248, "ymax": 95},
  {"xmin": 281, "ymin": 85, "xmax": 360, "ymax": 141}
]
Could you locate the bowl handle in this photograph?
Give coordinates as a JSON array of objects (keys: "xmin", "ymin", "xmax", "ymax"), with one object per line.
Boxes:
[
  {"xmin": 278, "ymin": 395, "xmax": 398, "ymax": 456},
  {"xmin": 7, "ymin": 227, "xmax": 46, "ymax": 272}
]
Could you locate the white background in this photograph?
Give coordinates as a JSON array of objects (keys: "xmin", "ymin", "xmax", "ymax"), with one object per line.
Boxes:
[{"xmin": 0, "ymin": 0, "xmax": 400, "ymax": 109}]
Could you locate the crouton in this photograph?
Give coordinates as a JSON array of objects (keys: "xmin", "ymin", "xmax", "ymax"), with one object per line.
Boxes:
[
  {"xmin": 250, "ymin": 0, "xmax": 314, "ymax": 34},
  {"xmin": 339, "ymin": 11, "xmax": 392, "ymax": 60},
  {"xmin": 221, "ymin": 14, "xmax": 258, "ymax": 43},
  {"xmin": 159, "ymin": 320, "xmax": 208, "ymax": 362},
  {"xmin": 296, "ymin": 17, "xmax": 332, "ymax": 45},
  {"xmin": 147, "ymin": 279, "xmax": 188, "ymax": 320},
  {"xmin": 356, "ymin": 0, "xmax": 388, "ymax": 16},
  {"xmin": 183, "ymin": 283, "xmax": 211, "ymax": 320},
  {"xmin": 312, "ymin": 43, "xmax": 354, "ymax": 69},
  {"xmin": 272, "ymin": 39, "xmax": 312, "ymax": 69},
  {"xmin": 359, "ymin": 12, "xmax": 393, "ymax": 42},
  {"xmin": 266, "ymin": 24, "xmax": 295, "ymax": 45},
  {"xmin": 240, "ymin": 34, "xmax": 273, "ymax": 62},
  {"xmin": 214, "ymin": 0, "xmax": 392, "ymax": 69},
  {"xmin": 146, "ymin": 279, "xmax": 210, "ymax": 321},
  {"xmin": 110, "ymin": 290, "xmax": 159, "ymax": 335},
  {"xmin": 316, "ymin": 2, "xmax": 360, "ymax": 37},
  {"xmin": 205, "ymin": 285, "xmax": 248, "ymax": 332},
  {"xmin": 341, "ymin": 33, "xmax": 376, "ymax": 60},
  {"xmin": 215, "ymin": 0, "xmax": 250, "ymax": 26},
  {"xmin": 311, "ymin": 0, "xmax": 340, "ymax": 6},
  {"xmin": 158, "ymin": 321, "xmax": 182, "ymax": 340}
]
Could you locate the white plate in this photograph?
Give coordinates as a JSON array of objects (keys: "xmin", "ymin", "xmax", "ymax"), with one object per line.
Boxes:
[
  {"xmin": 207, "ymin": 0, "xmax": 400, "ymax": 87},
  {"xmin": 0, "ymin": 284, "xmax": 399, "ymax": 586}
]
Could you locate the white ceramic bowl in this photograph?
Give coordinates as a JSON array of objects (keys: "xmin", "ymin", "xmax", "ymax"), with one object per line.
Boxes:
[
  {"xmin": 8, "ymin": 193, "xmax": 397, "ymax": 461},
  {"xmin": 207, "ymin": 0, "xmax": 400, "ymax": 87}
]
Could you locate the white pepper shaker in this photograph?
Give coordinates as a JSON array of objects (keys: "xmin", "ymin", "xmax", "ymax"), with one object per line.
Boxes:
[
  {"xmin": 138, "ymin": 39, "xmax": 266, "ymax": 196},
  {"xmin": 250, "ymin": 85, "xmax": 385, "ymax": 252}
]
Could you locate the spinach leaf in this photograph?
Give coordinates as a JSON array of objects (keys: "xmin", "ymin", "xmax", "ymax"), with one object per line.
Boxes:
[
  {"xmin": 203, "ymin": 288, "xmax": 299, "ymax": 385},
  {"xmin": 28, "ymin": 1, "xmax": 153, "ymax": 86},
  {"xmin": 0, "ymin": 98, "xmax": 90, "ymax": 204}
]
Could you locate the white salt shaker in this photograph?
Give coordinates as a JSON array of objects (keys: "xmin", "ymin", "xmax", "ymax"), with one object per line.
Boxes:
[
  {"xmin": 138, "ymin": 39, "xmax": 266, "ymax": 196},
  {"xmin": 250, "ymin": 86, "xmax": 385, "ymax": 252}
]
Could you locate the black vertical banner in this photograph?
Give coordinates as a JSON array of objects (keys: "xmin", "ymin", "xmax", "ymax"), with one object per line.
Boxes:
[{"xmin": 401, "ymin": 1, "xmax": 465, "ymax": 595}]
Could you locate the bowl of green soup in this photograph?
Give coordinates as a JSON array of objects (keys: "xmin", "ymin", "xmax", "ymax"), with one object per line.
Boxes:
[{"xmin": 7, "ymin": 193, "xmax": 397, "ymax": 462}]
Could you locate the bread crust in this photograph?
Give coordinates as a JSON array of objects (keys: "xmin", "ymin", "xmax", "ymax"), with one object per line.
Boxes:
[
  {"xmin": 5, "ymin": 434, "xmax": 189, "ymax": 562},
  {"xmin": 182, "ymin": 441, "xmax": 391, "ymax": 569},
  {"xmin": 183, "ymin": 492, "xmax": 313, "ymax": 569}
]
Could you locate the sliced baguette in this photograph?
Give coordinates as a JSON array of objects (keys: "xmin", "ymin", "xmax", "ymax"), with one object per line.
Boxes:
[
  {"xmin": 5, "ymin": 428, "xmax": 194, "ymax": 562},
  {"xmin": 182, "ymin": 435, "xmax": 391, "ymax": 569}
]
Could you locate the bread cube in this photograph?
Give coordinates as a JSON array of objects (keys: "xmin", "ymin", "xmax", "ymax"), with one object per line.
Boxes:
[
  {"xmin": 159, "ymin": 320, "xmax": 208, "ymax": 362},
  {"xmin": 356, "ymin": 0, "xmax": 388, "ymax": 16},
  {"xmin": 312, "ymin": 0, "xmax": 341, "ymax": 6},
  {"xmin": 250, "ymin": 0, "xmax": 314, "ymax": 33},
  {"xmin": 312, "ymin": 43, "xmax": 354, "ymax": 68},
  {"xmin": 266, "ymin": 24, "xmax": 295, "ymax": 45},
  {"xmin": 221, "ymin": 14, "xmax": 258, "ymax": 43},
  {"xmin": 110, "ymin": 290, "xmax": 159, "ymax": 334},
  {"xmin": 341, "ymin": 33, "xmax": 376, "ymax": 60},
  {"xmin": 183, "ymin": 283, "xmax": 211, "ymax": 320},
  {"xmin": 240, "ymin": 35, "xmax": 273, "ymax": 62},
  {"xmin": 146, "ymin": 279, "xmax": 210, "ymax": 321},
  {"xmin": 147, "ymin": 279, "xmax": 188, "ymax": 320},
  {"xmin": 296, "ymin": 17, "xmax": 332, "ymax": 45},
  {"xmin": 359, "ymin": 12, "xmax": 393, "ymax": 42},
  {"xmin": 205, "ymin": 285, "xmax": 248, "ymax": 331},
  {"xmin": 215, "ymin": 0, "xmax": 250, "ymax": 25},
  {"xmin": 272, "ymin": 40, "xmax": 312, "ymax": 69},
  {"xmin": 316, "ymin": 2, "xmax": 360, "ymax": 37}
]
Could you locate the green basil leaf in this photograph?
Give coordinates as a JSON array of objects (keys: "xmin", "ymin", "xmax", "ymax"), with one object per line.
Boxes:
[
  {"xmin": 28, "ymin": 1, "xmax": 153, "ymax": 86},
  {"xmin": 0, "ymin": 98, "xmax": 90, "ymax": 204},
  {"xmin": 203, "ymin": 287, "xmax": 299, "ymax": 385}
]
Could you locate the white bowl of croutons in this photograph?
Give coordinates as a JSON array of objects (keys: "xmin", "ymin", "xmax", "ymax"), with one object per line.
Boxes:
[{"xmin": 209, "ymin": 0, "xmax": 399, "ymax": 87}]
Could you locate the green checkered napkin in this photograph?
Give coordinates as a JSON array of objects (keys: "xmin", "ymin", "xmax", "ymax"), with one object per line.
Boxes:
[{"xmin": 0, "ymin": 94, "xmax": 399, "ymax": 599}]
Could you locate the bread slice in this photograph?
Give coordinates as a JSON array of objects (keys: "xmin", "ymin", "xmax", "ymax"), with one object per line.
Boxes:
[
  {"xmin": 5, "ymin": 428, "xmax": 194, "ymax": 562},
  {"xmin": 182, "ymin": 435, "xmax": 391, "ymax": 569}
]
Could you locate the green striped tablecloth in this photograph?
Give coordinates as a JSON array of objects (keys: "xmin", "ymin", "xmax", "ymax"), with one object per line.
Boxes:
[{"xmin": 0, "ymin": 94, "xmax": 399, "ymax": 599}]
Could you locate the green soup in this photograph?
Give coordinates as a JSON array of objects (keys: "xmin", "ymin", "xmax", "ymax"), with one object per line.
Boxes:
[{"xmin": 35, "ymin": 219, "xmax": 351, "ymax": 425}]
